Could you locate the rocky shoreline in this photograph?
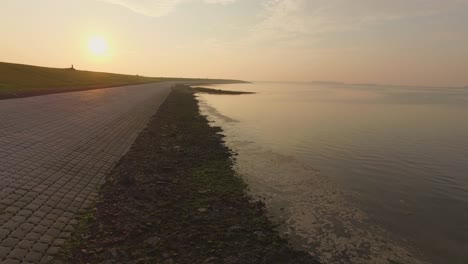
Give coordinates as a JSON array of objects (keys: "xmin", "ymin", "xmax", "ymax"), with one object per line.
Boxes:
[{"xmin": 55, "ymin": 85, "xmax": 318, "ymax": 263}]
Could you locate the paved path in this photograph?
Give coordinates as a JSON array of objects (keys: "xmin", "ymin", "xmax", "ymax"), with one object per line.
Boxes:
[{"xmin": 0, "ymin": 83, "xmax": 172, "ymax": 263}]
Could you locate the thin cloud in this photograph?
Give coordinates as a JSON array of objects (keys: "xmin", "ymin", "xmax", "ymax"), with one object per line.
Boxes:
[
  {"xmin": 251, "ymin": 0, "xmax": 468, "ymax": 43},
  {"xmin": 97, "ymin": 0, "xmax": 236, "ymax": 17}
]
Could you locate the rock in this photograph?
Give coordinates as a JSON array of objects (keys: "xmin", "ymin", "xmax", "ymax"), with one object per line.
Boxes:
[
  {"xmin": 162, "ymin": 167, "xmax": 173, "ymax": 172},
  {"xmin": 109, "ymin": 248, "xmax": 118, "ymax": 257},
  {"xmin": 198, "ymin": 208, "xmax": 208, "ymax": 213},
  {"xmin": 121, "ymin": 173, "xmax": 135, "ymax": 185},
  {"xmin": 228, "ymin": 225, "xmax": 243, "ymax": 232},
  {"xmin": 204, "ymin": 257, "xmax": 218, "ymax": 263},
  {"xmin": 145, "ymin": 236, "xmax": 160, "ymax": 246},
  {"xmin": 254, "ymin": 231, "xmax": 266, "ymax": 239}
]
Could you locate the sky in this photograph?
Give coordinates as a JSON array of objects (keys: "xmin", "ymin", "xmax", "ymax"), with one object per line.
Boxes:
[{"xmin": 1, "ymin": 0, "xmax": 468, "ymax": 86}]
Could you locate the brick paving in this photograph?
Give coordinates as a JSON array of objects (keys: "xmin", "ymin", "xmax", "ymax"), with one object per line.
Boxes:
[{"xmin": 0, "ymin": 83, "xmax": 172, "ymax": 263}]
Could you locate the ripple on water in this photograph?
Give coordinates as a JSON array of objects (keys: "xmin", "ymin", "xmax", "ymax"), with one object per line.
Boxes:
[{"xmin": 198, "ymin": 99, "xmax": 427, "ymax": 263}]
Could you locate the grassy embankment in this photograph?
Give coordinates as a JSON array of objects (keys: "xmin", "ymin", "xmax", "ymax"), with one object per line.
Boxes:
[{"xmin": 0, "ymin": 62, "xmax": 245, "ymax": 99}]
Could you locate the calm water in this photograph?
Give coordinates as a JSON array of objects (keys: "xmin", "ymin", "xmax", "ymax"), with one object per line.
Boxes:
[{"xmin": 197, "ymin": 82, "xmax": 468, "ymax": 264}]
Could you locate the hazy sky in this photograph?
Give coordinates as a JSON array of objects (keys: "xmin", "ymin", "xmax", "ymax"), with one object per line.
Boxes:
[{"xmin": 1, "ymin": 0, "xmax": 468, "ymax": 86}]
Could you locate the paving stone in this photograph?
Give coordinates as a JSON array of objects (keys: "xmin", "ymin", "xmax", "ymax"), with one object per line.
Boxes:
[
  {"xmin": 2, "ymin": 238, "xmax": 19, "ymax": 248},
  {"xmin": 45, "ymin": 228, "xmax": 61, "ymax": 237},
  {"xmin": 38, "ymin": 235, "xmax": 54, "ymax": 245},
  {"xmin": 8, "ymin": 248, "xmax": 28, "ymax": 260},
  {"xmin": 3, "ymin": 207, "xmax": 20, "ymax": 215},
  {"xmin": 0, "ymin": 228, "xmax": 10, "ymax": 240},
  {"xmin": 24, "ymin": 203, "xmax": 41, "ymax": 211},
  {"xmin": 46, "ymin": 246, "xmax": 60, "ymax": 256},
  {"xmin": 2, "ymin": 221, "xmax": 20, "ymax": 231},
  {"xmin": 18, "ymin": 223, "xmax": 35, "ymax": 232},
  {"xmin": 40, "ymin": 255, "xmax": 54, "ymax": 263},
  {"xmin": 17, "ymin": 240, "xmax": 35, "ymax": 250},
  {"xmin": 24, "ymin": 251, "xmax": 43, "ymax": 262},
  {"xmin": 0, "ymin": 246, "xmax": 12, "ymax": 259},
  {"xmin": 10, "ymin": 215, "xmax": 27, "ymax": 223},
  {"xmin": 25, "ymin": 216, "xmax": 42, "ymax": 225},
  {"xmin": 9, "ymin": 230, "xmax": 27, "ymax": 240},
  {"xmin": 58, "ymin": 232, "xmax": 71, "ymax": 240},
  {"xmin": 0, "ymin": 83, "xmax": 171, "ymax": 261},
  {"xmin": 52, "ymin": 238, "xmax": 66, "ymax": 247},
  {"xmin": 31, "ymin": 243, "xmax": 48, "ymax": 253},
  {"xmin": 24, "ymin": 232, "xmax": 41, "ymax": 242},
  {"xmin": 52, "ymin": 221, "xmax": 66, "ymax": 231},
  {"xmin": 31, "ymin": 225, "xmax": 48, "ymax": 235},
  {"xmin": 39, "ymin": 219, "xmax": 54, "ymax": 227},
  {"xmin": 63, "ymin": 224, "xmax": 74, "ymax": 232},
  {"xmin": 31, "ymin": 211, "xmax": 46, "ymax": 219},
  {"xmin": 2, "ymin": 259, "xmax": 21, "ymax": 264}
]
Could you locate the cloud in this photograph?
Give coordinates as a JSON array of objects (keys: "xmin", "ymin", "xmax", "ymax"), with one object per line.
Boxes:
[
  {"xmin": 203, "ymin": 0, "xmax": 236, "ymax": 4},
  {"xmin": 98, "ymin": 0, "xmax": 236, "ymax": 17},
  {"xmin": 251, "ymin": 0, "xmax": 468, "ymax": 43}
]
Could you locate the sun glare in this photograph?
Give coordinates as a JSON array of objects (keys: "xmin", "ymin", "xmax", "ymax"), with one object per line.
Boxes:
[{"xmin": 88, "ymin": 36, "xmax": 108, "ymax": 56}]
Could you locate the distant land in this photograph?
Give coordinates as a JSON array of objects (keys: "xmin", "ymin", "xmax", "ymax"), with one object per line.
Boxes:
[
  {"xmin": 0, "ymin": 61, "xmax": 246, "ymax": 99},
  {"xmin": 308, "ymin": 81, "xmax": 345, "ymax": 85},
  {"xmin": 255, "ymin": 80, "xmax": 464, "ymax": 88},
  {"xmin": 310, "ymin": 81, "xmax": 464, "ymax": 89}
]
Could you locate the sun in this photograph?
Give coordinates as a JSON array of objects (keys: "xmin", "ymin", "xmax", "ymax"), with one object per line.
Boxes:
[{"xmin": 88, "ymin": 36, "xmax": 108, "ymax": 56}]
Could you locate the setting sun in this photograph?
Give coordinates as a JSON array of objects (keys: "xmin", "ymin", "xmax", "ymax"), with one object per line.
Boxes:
[{"xmin": 88, "ymin": 36, "xmax": 108, "ymax": 56}]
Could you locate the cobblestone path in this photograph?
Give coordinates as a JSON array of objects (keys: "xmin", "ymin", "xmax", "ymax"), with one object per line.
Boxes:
[{"xmin": 0, "ymin": 83, "xmax": 172, "ymax": 263}]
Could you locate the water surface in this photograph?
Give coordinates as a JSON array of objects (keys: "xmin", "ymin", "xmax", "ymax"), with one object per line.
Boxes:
[{"xmin": 197, "ymin": 82, "xmax": 468, "ymax": 263}]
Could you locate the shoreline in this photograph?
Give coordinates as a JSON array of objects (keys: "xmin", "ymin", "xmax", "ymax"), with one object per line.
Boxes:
[{"xmin": 56, "ymin": 85, "xmax": 318, "ymax": 263}]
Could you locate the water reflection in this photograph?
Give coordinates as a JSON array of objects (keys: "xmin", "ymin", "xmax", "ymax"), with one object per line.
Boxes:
[{"xmin": 197, "ymin": 82, "xmax": 468, "ymax": 263}]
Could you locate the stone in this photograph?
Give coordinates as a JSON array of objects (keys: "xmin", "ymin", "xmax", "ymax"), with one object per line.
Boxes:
[
  {"xmin": 228, "ymin": 225, "xmax": 243, "ymax": 232},
  {"xmin": 0, "ymin": 228, "xmax": 10, "ymax": 239},
  {"xmin": 2, "ymin": 259, "xmax": 21, "ymax": 264},
  {"xmin": 24, "ymin": 251, "xmax": 43, "ymax": 262},
  {"xmin": 32, "ymin": 243, "xmax": 49, "ymax": 253},
  {"xmin": 0, "ymin": 246, "xmax": 12, "ymax": 259},
  {"xmin": 1, "ymin": 238, "xmax": 19, "ymax": 248},
  {"xmin": 46, "ymin": 246, "xmax": 60, "ymax": 256},
  {"xmin": 8, "ymin": 248, "xmax": 28, "ymax": 260},
  {"xmin": 17, "ymin": 240, "xmax": 35, "ymax": 250}
]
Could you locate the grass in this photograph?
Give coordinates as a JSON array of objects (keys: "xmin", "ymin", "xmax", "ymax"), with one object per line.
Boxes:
[
  {"xmin": 0, "ymin": 61, "xmax": 246, "ymax": 98},
  {"xmin": 0, "ymin": 62, "xmax": 161, "ymax": 92}
]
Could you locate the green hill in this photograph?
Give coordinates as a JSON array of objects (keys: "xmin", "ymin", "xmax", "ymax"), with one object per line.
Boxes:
[{"xmin": 0, "ymin": 62, "xmax": 245, "ymax": 99}]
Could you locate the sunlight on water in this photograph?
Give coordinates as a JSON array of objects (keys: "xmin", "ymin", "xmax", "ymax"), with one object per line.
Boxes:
[{"xmin": 197, "ymin": 82, "xmax": 468, "ymax": 264}]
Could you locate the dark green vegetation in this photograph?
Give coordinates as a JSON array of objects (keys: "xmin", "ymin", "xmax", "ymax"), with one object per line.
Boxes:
[
  {"xmin": 193, "ymin": 87, "xmax": 254, "ymax": 95},
  {"xmin": 56, "ymin": 85, "xmax": 318, "ymax": 263},
  {"xmin": 0, "ymin": 62, "xmax": 246, "ymax": 99}
]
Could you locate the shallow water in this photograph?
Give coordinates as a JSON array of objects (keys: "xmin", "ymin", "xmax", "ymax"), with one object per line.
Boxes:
[{"xmin": 197, "ymin": 82, "xmax": 468, "ymax": 264}]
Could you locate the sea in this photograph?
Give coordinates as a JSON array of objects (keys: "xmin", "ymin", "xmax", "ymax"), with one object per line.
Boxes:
[{"xmin": 196, "ymin": 82, "xmax": 468, "ymax": 264}]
